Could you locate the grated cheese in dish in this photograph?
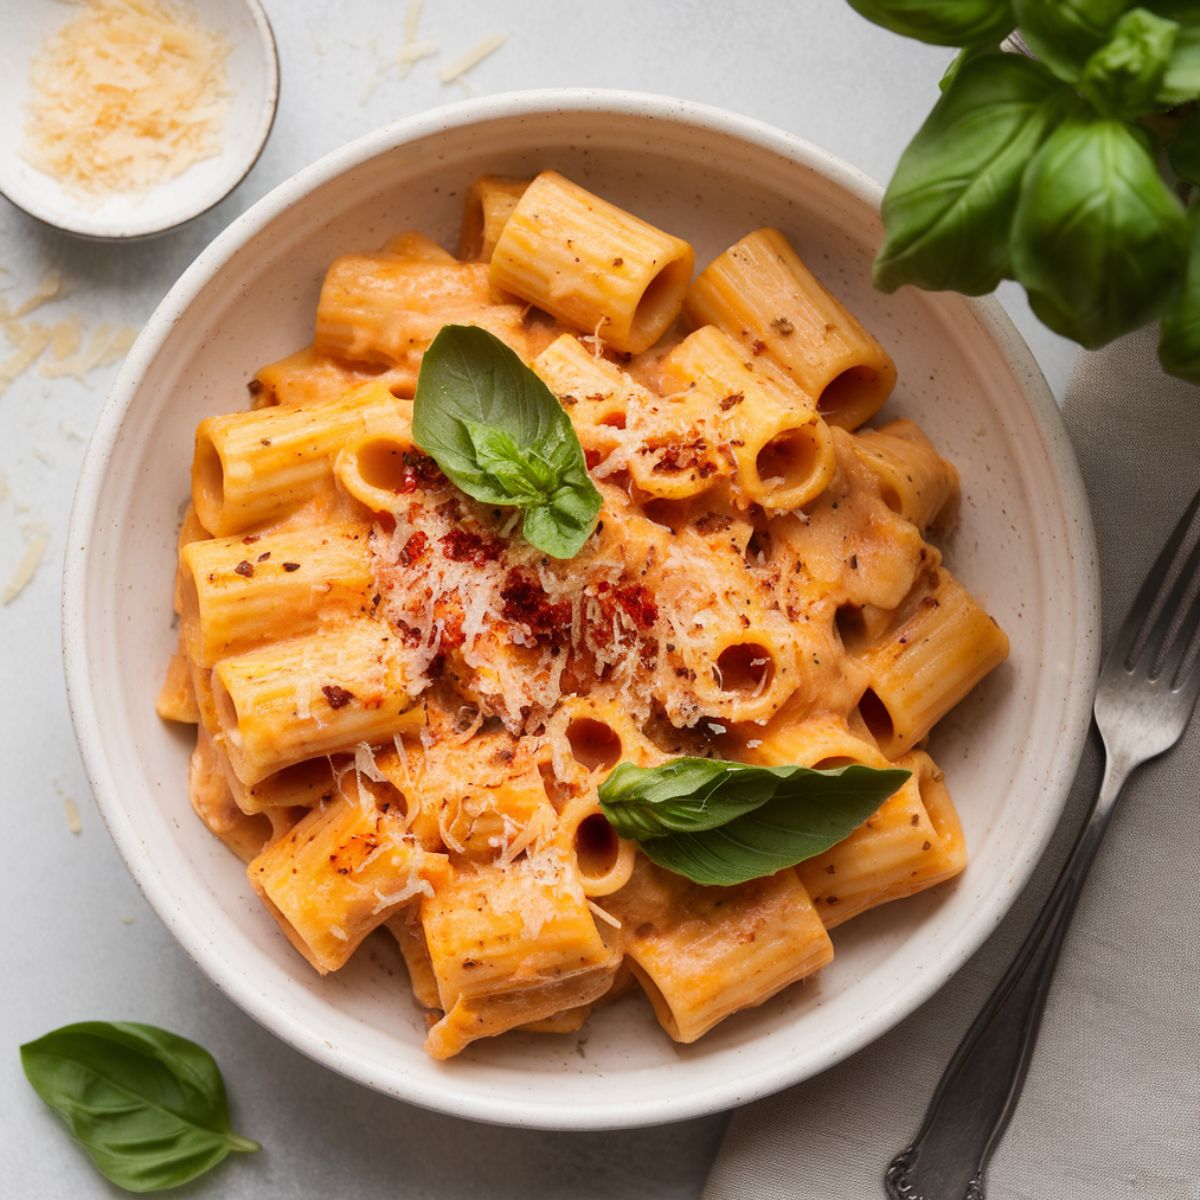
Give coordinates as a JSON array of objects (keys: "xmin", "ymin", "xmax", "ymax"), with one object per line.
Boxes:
[{"xmin": 22, "ymin": 0, "xmax": 231, "ymax": 197}]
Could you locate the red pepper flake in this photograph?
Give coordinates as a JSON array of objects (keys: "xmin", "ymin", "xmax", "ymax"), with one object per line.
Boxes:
[
  {"xmin": 560, "ymin": 393, "xmax": 578, "ymax": 407},
  {"xmin": 282, "ymin": 562, "xmax": 301, "ymax": 572},
  {"xmin": 751, "ymin": 338, "xmax": 767, "ymax": 356},
  {"xmin": 260, "ymin": 437, "xmax": 272, "ymax": 447},
  {"xmin": 242, "ymin": 535, "xmax": 260, "ymax": 545},
  {"xmin": 651, "ymin": 436, "xmax": 711, "ymax": 474},
  {"xmin": 500, "ymin": 568, "xmax": 571, "ymax": 640},
  {"xmin": 770, "ymin": 316, "xmax": 795, "ymax": 336},
  {"xmin": 440, "ymin": 528, "xmax": 503, "ymax": 566},
  {"xmin": 234, "ymin": 560, "xmax": 254, "ymax": 578},
  {"xmin": 257, "ymin": 551, "xmax": 271, "ymax": 562},
  {"xmin": 322, "ymin": 685, "xmax": 354, "ymax": 709},
  {"xmin": 247, "ymin": 379, "xmax": 264, "ymax": 398},
  {"xmin": 398, "ymin": 451, "xmax": 445, "ymax": 494},
  {"xmin": 719, "ymin": 392, "xmax": 744, "ymax": 411},
  {"xmin": 612, "ymin": 256, "xmax": 624, "ymax": 267},
  {"xmin": 398, "ymin": 530, "xmax": 430, "ymax": 567},
  {"xmin": 613, "ymin": 583, "xmax": 658, "ymax": 629}
]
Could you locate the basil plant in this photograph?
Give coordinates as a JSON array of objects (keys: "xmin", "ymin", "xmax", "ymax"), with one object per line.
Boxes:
[{"xmin": 847, "ymin": 0, "xmax": 1200, "ymax": 382}]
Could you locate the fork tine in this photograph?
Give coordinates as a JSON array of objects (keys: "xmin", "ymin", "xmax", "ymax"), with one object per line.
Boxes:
[
  {"xmin": 1145, "ymin": 518, "xmax": 1200, "ymax": 680},
  {"xmin": 1109, "ymin": 485, "xmax": 1200, "ymax": 673}
]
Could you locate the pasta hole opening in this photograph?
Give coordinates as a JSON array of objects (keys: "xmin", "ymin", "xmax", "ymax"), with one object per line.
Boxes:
[
  {"xmin": 566, "ymin": 718, "xmax": 622, "ymax": 772},
  {"xmin": 213, "ymin": 675, "xmax": 239, "ymax": 733},
  {"xmin": 178, "ymin": 562, "xmax": 200, "ymax": 626},
  {"xmin": 835, "ymin": 604, "xmax": 867, "ymax": 649},
  {"xmin": 629, "ymin": 256, "xmax": 692, "ymax": 350},
  {"xmin": 643, "ymin": 498, "xmax": 692, "ymax": 532},
  {"xmin": 755, "ymin": 426, "xmax": 821, "ymax": 495},
  {"xmin": 574, "ymin": 813, "xmax": 620, "ymax": 880},
  {"xmin": 813, "ymin": 756, "xmax": 857, "ymax": 771},
  {"xmin": 715, "ymin": 643, "xmax": 774, "ymax": 693},
  {"xmin": 819, "ymin": 366, "xmax": 878, "ymax": 421},
  {"xmin": 858, "ymin": 687, "xmax": 894, "ymax": 746},
  {"xmin": 356, "ymin": 438, "xmax": 412, "ymax": 494},
  {"xmin": 194, "ymin": 435, "xmax": 225, "ymax": 519}
]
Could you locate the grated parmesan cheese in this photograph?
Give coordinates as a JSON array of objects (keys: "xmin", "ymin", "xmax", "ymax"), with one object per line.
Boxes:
[
  {"xmin": 23, "ymin": 0, "xmax": 231, "ymax": 197},
  {"xmin": 63, "ymin": 796, "xmax": 82, "ymax": 835},
  {"xmin": 3, "ymin": 529, "xmax": 50, "ymax": 604},
  {"xmin": 438, "ymin": 34, "xmax": 507, "ymax": 85}
]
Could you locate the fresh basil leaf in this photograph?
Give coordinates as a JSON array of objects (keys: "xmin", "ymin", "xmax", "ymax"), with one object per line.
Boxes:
[
  {"xmin": 940, "ymin": 40, "xmax": 1000, "ymax": 93},
  {"xmin": 1159, "ymin": 205, "xmax": 1200, "ymax": 385},
  {"xmin": 412, "ymin": 325, "xmax": 602, "ymax": 558},
  {"xmin": 875, "ymin": 53, "xmax": 1067, "ymax": 296},
  {"xmin": 599, "ymin": 758, "xmax": 800, "ymax": 839},
  {"xmin": 1079, "ymin": 7, "xmax": 1179, "ymax": 117},
  {"xmin": 20, "ymin": 1021, "xmax": 258, "ymax": 1194},
  {"xmin": 1154, "ymin": 10, "xmax": 1200, "ymax": 104},
  {"xmin": 1011, "ymin": 116, "xmax": 1188, "ymax": 348},
  {"xmin": 637, "ymin": 765, "xmax": 912, "ymax": 887},
  {"xmin": 1013, "ymin": 0, "xmax": 1129, "ymax": 82},
  {"xmin": 1169, "ymin": 111, "xmax": 1200, "ymax": 186},
  {"xmin": 846, "ymin": 0, "xmax": 1015, "ymax": 46}
]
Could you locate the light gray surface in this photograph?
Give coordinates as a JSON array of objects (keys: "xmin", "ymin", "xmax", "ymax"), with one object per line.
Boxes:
[{"xmin": 0, "ymin": 3, "xmax": 1076, "ymax": 1197}]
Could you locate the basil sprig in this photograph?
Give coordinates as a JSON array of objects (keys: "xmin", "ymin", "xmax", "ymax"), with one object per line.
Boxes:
[
  {"xmin": 848, "ymin": 0, "xmax": 1200, "ymax": 381},
  {"xmin": 20, "ymin": 1021, "xmax": 259, "ymax": 1193},
  {"xmin": 599, "ymin": 758, "xmax": 910, "ymax": 887},
  {"xmin": 412, "ymin": 325, "xmax": 602, "ymax": 559}
]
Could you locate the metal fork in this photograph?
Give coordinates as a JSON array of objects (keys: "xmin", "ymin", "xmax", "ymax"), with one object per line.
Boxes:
[{"xmin": 885, "ymin": 485, "xmax": 1200, "ymax": 1199}]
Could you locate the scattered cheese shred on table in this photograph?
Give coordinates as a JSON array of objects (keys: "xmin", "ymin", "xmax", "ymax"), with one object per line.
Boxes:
[
  {"xmin": 3, "ymin": 529, "xmax": 50, "ymax": 604},
  {"xmin": 438, "ymin": 33, "xmax": 507, "ymax": 85},
  {"xmin": 22, "ymin": 0, "xmax": 231, "ymax": 197},
  {"xmin": 63, "ymin": 795, "xmax": 83, "ymax": 836},
  {"xmin": 13, "ymin": 269, "xmax": 69, "ymax": 317}
]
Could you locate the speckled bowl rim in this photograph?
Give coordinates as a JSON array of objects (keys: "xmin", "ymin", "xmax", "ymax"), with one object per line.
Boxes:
[{"xmin": 62, "ymin": 89, "xmax": 1100, "ymax": 1129}]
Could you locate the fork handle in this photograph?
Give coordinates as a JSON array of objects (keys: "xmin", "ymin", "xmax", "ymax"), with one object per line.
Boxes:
[{"xmin": 884, "ymin": 753, "xmax": 1132, "ymax": 1199}]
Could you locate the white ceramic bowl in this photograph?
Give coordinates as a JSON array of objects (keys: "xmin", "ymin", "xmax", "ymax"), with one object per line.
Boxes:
[
  {"xmin": 63, "ymin": 90, "xmax": 1099, "ymax": 1129},
  {"xmin": 0, "ymin": 0, "xmax": 278, "ymax": 240}
]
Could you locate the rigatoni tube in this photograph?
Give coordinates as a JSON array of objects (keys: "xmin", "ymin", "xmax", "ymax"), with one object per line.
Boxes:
[
  {"xmin": 853, "ymin": 567, "xmax": 1010, "ymax": 757},
  {"xmin": 179, "ymin": 521, "xmax": 374, "ymax": 667},
  {"xmin": 213, "ymin": 618, "xmax": 425, "ymax": 785},
  {"xmin": 660, "ymin": 325, "xmax": 837, "ymax": 511},
  {"xmin": 191, "ymin": 382, "xmax": 410, "ymax": 536},
  {"xmin": 686, "ymin": 228, "xmax": 896, "ymax": 429},
  {"xmin": 458, "ymin": 175, "xmax": 530, "ymax": 261},
  {"xmin": 490, "ymin": 170, "xmax": 695, "ymax": 354}
]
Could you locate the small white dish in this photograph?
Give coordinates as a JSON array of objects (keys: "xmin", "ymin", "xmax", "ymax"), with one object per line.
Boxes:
[
  {"xmin": 63, "ymin": 90, "xmax": 1100, "ymax": 1129},
  {"xmin": 0, "ymin": 0, "xmax": 279, "ymax": 241}
]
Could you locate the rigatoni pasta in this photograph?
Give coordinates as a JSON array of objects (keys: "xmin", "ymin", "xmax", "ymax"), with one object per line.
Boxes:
[{"xmin": 159, "ymin": 169, "xmax": 1008, "ymax": 1059}]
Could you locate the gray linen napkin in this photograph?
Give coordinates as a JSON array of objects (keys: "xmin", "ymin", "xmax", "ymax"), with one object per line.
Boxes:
[{"xmin": 704, "ymin": 327, "xmax": 1200, "ymax": 1199}]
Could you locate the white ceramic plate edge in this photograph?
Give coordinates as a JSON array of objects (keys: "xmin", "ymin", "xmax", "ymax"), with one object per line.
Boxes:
[{"xmin": 61, "ymin": 88, "xmax": 1100, "ymax": 1129}]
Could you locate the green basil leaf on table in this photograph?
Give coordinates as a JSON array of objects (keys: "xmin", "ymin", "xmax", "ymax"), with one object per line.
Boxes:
[
  {"xmin": 600, "ymin": 758, "xmax": 910, "ymax": 887},
  {"xmin": 412, "ymin": 324, "xmax": 602, "ymax": 559},
  {"xmin": 1169, "ymin": 110, "xmax": 1200, "ymax": 186},
  {"xmin": 1159, "ymin": 205, "xmax": 1200, "ymax": 385},
  {"xmin": 1013, "ymin": 0, "xmax": 1129, "ymax": 83},
  {"xmin": 20, "ymin": 1021, "xmax": 259, "ymax": 1194},
  {"xmin": 845, "ymin": 0, "xmax": 1015, "ymax": 47},
  {"xmin": 874, "ymin": 53, "xmax": 1067, "ymax": 296},
  {"xmin": 1079, "ymin": 7, "xmax": 1180, "ymax": 118},
  {"xmin": 1010, "ymin": 116, "xmax": 1188, "ymax": 348}
]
